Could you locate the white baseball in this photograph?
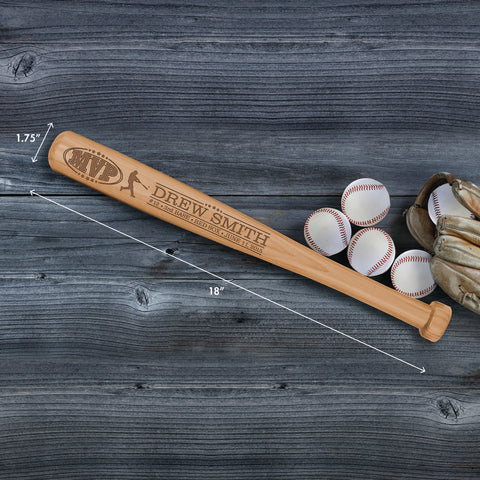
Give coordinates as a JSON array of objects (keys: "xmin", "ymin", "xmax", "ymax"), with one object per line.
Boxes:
[
  {"xmin": 391, "ymin": 249, "xmax": 436, "ymax": 299},
  {"xmin": 347, "ymin": 228, "xmax": 395, "ymax": 277},
  {"xmin": 304, "ymin": 208, "xmax": 352, "ymax": 256},
  {"xmin": 341, "ymin": 178, "xmax": 390, "ymax": 226},
  {"xmin": 427, "ymin": 183, "xmax": 475, "ymax": 224}
]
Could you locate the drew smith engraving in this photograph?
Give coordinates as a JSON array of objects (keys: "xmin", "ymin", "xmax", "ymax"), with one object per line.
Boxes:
[{"xmin": 149, "ymin": 183, "xmax": 270, "ymax": 254}]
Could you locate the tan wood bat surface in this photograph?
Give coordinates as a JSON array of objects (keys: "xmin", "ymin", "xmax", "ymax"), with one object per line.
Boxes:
[{"xmin": 48, "ymin": 131, "xmax": 451, "ymax": 341}]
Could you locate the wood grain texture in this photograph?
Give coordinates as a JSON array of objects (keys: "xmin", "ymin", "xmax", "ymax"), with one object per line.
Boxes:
[
  {"xmin": 2, "ymin": 195, "xmax": 423, "ymax": 279},
  {"xmin": 7, "ymin": 128, "xmax": 480, "ymax": 196},
  {"xmin": 0, "ymin": 276, "xmax": 478, "ymax": 388},
  {"xmin": 0, "ymin": 387, "xmax": 478, "ymax": 480},
  {"xmin": 2, "ymin": 0, "xmax": 480, "ymax": 43},
  {"xmin": 1, "ymin": 0, "xmax": 479, "ymax": 478},
  {"xmin": 1, "ymin": 37, "xmax": 480, "ymax": 194}
]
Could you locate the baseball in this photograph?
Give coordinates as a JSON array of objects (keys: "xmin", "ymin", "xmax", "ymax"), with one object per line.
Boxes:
[
  {"xmin": 304, "ymin": 208, "xmax": 352, "ymax": 256},
  {"xmin": 427, "ymin": 183, "xmax": 475, "ymax": 224},
  {"xmin": 347, "ymin": 227, "xmax": 395, "ymax": 277},
  {"xmin": 341, "ymin": 178, "xmax": 390, "ymax": 226},
  {"xmin": 391, "ymin": 249, "xmax": 436, "ymax": 299}
]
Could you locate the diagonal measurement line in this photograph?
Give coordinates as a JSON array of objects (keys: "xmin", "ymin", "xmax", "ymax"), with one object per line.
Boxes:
[
  {"xmin": 31, "ymin": 123, "xmax": 54, "ymax": 163},
  {"xmin": 30, "ymin": 190, "xmax": 426, "ymax": 373}
]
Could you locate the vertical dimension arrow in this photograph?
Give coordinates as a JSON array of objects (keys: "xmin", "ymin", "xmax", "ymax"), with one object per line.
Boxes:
[{"xmin": 31, "ymin": 123, "xmax": 54, "ymax": 163}]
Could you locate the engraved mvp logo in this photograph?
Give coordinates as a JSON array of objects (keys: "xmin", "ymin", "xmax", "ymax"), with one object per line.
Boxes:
[{"xmin": 63, "ymin": 147, "xmax": 123, "ymax": 184}]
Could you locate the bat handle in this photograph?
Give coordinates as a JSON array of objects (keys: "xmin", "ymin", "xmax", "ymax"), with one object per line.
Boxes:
[
  {"xmin": 336, "ymin": 278, "xmax": 452, "ymax": 342},
  {"xmin": 342, "ymin": 277, "xmax": 452, "ymax": 342},
  {"xmin": 283, "ymin": 243, "xmax": 451, "ymax": 341},
  {"xmin": 344, "ymin": 275, "xmax": 451, "ymax": 341},
  {"xmin": 380, "ymin": 294, "xmax": 451, "ymax": 341}
]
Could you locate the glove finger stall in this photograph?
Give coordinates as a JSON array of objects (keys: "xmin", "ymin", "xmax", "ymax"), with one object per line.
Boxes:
[
  {"xmin": 430, "ymin": 257, "xmax": 480, "ymax": 315},
  {"xmin": 437, "ymin": 214, "xmax": 480, "ymax": 247},
  {"xmin": 434, "ymin": 234, "xmax": 480, "ymax": 269},
  {"xmin": 452, "ymin": 178, "xmax": 480, "ymax": 218}
]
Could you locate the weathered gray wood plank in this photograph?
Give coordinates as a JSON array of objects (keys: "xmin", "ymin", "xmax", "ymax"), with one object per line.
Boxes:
[
  {"xmin": 0, "ymin": 387, "xmax": 478, "ymax": 479},
  {"xmin": 1, "ymin": 1, "xmax": 479, "ymax": 478},
  {"xmin": 0, "ymin": 276, "xmax": 477, "ymax": 387},
  {"xmin": 2, "ymin": 194, "xmax": 477, "ymax": 387},
  {"xmin": 0, "ymin": 195, "xmax": 428, "ymax": 279},
  {"xmin": 1, "ymin": 39, "xmax": 480, "ymax": 194},
  {"xmin": 2, "ymin": 0, "xmax": 480, "ymax": 43}
]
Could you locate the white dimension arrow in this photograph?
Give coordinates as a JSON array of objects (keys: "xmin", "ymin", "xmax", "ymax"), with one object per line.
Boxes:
[
  {"xmin": 30, "ymin": 189, "xmax": 426, "ymax": 374},
  {"xmin": 31, "ymin": 123, "xmax": 54, "ymax": 163}
]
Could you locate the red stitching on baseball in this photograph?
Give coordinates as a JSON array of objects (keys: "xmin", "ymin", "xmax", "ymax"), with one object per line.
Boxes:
[
  {"xmin": 391, "ymin": 255, "xmax": 435, "ymax": 298},
  {"xmin": 350, "ymin": 206, "xmax": 390, "ymax": 226},
  {"xmin": 366, "ymin": 231, "xmax": 394, "ymax": 277},
  {"xmin": 348, "ymin": 228, "xmax": 394, "ymax": 276},
  {"xmin": 393, "ymin": 283, "xmax": 435, "ymax": 298},
  {"xmin": 304, "ymin": 208, "xmax": 348, "ymax": 256},
  {"xmin": 304, "ymin": 210, "xmax": 330, "ymax": 256},
  {"xmin": 322, "ymin": 208, "xmax": 349, "ymax": 247},
  {"xmin": 347, "ymin": 232, "xmax": 360, "ymax": 265},
  {"xmin": 341, "ymin": 182, "xmax": 388, "ymax": 225},
  {"xmin": 432, "ymin": 190, "xmax": 442, "ymax": 220}
]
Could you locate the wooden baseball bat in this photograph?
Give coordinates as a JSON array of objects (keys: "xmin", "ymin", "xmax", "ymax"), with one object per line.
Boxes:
[{"xmin": 48, "ymin": 131, "xmax": 451, "ymax": 341}]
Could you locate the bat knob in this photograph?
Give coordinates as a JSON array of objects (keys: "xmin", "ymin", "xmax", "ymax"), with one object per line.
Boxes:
[{"xmin": 420, "ymin": 301, "xmax": 452, "ymax": 342}]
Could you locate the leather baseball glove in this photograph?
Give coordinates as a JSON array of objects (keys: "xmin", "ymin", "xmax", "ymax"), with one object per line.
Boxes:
[{"xmin": 405, "ymin": 172, "xmax": 480, "ymax": 314}]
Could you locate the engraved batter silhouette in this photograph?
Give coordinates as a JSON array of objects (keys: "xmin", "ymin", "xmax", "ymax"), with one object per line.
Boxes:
[{"xmin": 120, "ymin": 170, "xmax": 148, "ymax": 198}]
